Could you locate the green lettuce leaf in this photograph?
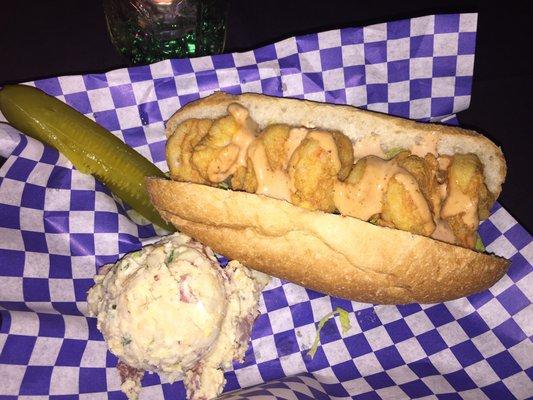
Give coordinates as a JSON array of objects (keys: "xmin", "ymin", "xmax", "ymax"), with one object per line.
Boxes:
[
  {"xmin": 307, "ymin": 307, "xmax": 352, "ymax": 358},
  {"xmin": 384, "ymin": 147, "xmax": 405, "ymax": 159},
  {"xmin": 218, "ymin": 181, "xmax": 231, "ymax": 190},
  {"xmin": 475, "ymin": 233, "xmax": 486, "ymax": 252}
]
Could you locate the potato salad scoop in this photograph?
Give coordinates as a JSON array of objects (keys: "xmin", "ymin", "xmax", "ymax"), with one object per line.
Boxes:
[{"xmin": 87, "ymin": 233, "xmax": 269, "ymax": 400}]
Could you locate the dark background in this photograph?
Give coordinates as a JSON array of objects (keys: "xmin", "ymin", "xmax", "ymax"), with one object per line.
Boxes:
[{"xmin": 0, "ymin": 0, "xmax": 531, "ymax": 232}]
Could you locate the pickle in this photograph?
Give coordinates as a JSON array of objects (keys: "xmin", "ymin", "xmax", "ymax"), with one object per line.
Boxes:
[{"xmin": 0, "ymin": 84, "xmax": 175, "ymax": 232}]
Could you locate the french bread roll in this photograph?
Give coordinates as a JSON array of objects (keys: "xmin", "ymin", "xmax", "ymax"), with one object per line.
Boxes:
[{"xmin": 148, "ymin": 92, "xmax": 509, "ymax": 304}]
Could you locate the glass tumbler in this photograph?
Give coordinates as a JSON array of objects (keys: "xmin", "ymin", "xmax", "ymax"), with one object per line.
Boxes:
[{"xmin": 103, "ymin": 0, "xmax": 228, "ymax": 65}]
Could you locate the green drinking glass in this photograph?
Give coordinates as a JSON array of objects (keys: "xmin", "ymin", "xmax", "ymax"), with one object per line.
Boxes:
[{"xmin": 103, "ymin": 0, "xmax": 228, "ymax": 65}]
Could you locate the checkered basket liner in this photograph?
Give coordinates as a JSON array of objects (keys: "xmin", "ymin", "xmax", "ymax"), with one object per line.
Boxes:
[{"xmin": 0, "ymin": 13, "xmax": 531, "ymax": 400}]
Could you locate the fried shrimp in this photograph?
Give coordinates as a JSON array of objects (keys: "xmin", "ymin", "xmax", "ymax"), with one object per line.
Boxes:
[
  {"xmin": 288, "ymin": 137, "xmax": 337, "ymax": 211},
  {"xmin": 231, "ymin": 124, "xmax": 290, "ymax": 193},
  {"xmin": 441, "ymin": 153, "xmax": 493, "ymax": 248},
  {"xmin": 288, "ymin": 130, "xmax": 354, "ymax": 212},
  {"xmin": 332, "ymin": 131, "xmax": 355, "ymax": 180},
  {"xmin": 191, "ymin": 115, "xmax": 243, "ymax": 183},
  {"xmin": 231, "ymin": 158, "xmax": 257, "ymax": 193},
  {"xmin": 260, "ymin": 124, "xmax": 292, "ymax": 170},
  {"xmin": 478, "ymin": 181, "xmax": 495, "ymax": 221},
  {"xmin": 398, "ymin": 152, "xmax": 442, "ymax": 214},
  {"xmin": 381, "ymin": 174, "xmax": 436, "ymax": 236},
  {"xmin": 166, "ymin": 119, "xmax": 213, "ymax": 184},
  {"xmin": 338, "ymin": 154, "xmax": 436, "ymax": 235},
  {"xmin": 190, "ymin": 104, "xmax": 259, "ymax": 185}
]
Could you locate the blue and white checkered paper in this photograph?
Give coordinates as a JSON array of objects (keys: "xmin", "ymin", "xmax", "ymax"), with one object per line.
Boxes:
[{"xmin": 1, "ymin": 13, "xmax": 532, "ymax": 400}]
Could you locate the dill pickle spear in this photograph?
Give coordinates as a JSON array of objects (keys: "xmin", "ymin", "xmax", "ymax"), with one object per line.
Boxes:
[{"xmin": 0, "ymin": 84, "xmax": 175, "ymax": 232}]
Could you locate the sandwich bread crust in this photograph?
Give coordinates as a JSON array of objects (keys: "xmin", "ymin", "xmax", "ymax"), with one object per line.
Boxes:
[{"xmin": 146, "ymin": 178, "xmax": 509, "ymax": 304}]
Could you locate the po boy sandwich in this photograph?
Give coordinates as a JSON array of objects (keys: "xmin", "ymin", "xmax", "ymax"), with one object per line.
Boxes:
[{"xmin": 146, "ymin": 92, "xmax": 509, "ymax": 304}]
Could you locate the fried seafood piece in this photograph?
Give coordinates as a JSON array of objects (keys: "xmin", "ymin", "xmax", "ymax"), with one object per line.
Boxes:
[
  {"xmin": 231, "ymin": 124, "xmax": 291, "ymax": 193},
  {"xmin": 288, "ymin": 130, "xmax": 354, "ymax": 212},
  {"xmin": 334, "ymin": 156, "xmax": 384, "ymax": 221},
  {"xmin": 260, "ymin": 124, "xmax": 292, "ymax": 171},
  {"xmin": 231, "ymin": 158, "xmax": 257, "ymax": 193},
  {"xmin": 343, "ymin": 157, "xmax": 366, "ymax": 185},
  {"xmin": 332, "ymin": 131, "xmax": 355, "ymax": 181},
  {"xmin": 477, "ymin": 180, "xmax": 495, "ymax": 221},
  {"xmin": 335, "ymin": 156, "xmax": 399, "ymax": 222},
  {"xmin": 336, "ymin": 154, "xmax": 435, "ymax": 236},
  {"xmin": 381, "ymin": 173, "xmax": 436, "ymax": 236},
  {"xmin": 441, "ymin": 153, "xmax": 494, "ymax": 248},
  {"xmin": 397, "ymin": 152, "xmax": 442, "ymax": 214},
  {"xmin": 166, "ymin": 119, "xmax": 213, "ymax": 184},
  {"xmin": 191, "ymin": 115, "xmax": 244, "ymax": 183}
]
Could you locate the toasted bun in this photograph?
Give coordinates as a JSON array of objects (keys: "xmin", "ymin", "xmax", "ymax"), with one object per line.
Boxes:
[
  {"xmin": 146, "ymin": 178, "xmax": 509, "ymax": 304},
  {"xmin": 166, "ymin": 92, "xmax": 506, "ymax": 197}
]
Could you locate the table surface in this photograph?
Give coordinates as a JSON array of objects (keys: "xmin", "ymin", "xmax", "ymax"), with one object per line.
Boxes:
[{"xmin": 1, "ymin": 0, "xmax": 531, "ymax": 233}]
